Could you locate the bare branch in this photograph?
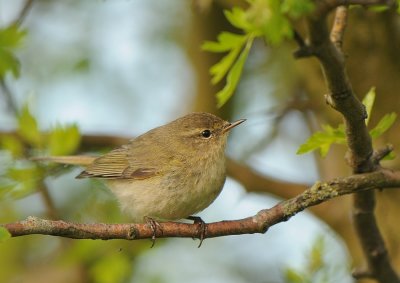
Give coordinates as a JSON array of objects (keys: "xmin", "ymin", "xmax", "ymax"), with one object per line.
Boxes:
[
  {"xmin": 12, "ymin": 0, "xmax": 35, "ymax": 26},
  {"xmin": 2, "ymin": 169, "xmax": 400, "ymax": 242},
  {"xmin": 0, "ymin": 80, "xmax": 18, "ymax": 115}
]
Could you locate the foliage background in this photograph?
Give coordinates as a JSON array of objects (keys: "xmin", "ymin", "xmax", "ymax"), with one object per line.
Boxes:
[{"xmin": 0, "ymin": 1, "xmax": 399, "ymax": 283}]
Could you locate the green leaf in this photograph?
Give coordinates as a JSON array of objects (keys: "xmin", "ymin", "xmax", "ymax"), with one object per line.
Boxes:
[
  {"xmin": 203, "ymin": 33, "xmax": 247, "ymax": 85},
  {"xmin": 0, "ymin": 135, "xmax": 24, "ymax": 158},
  {"xmin": 0, "ymin": 48, "xmax": 20, "ymax": 78},
  {"xmin": 370, "ymin": 112, "xmax": 397, "ymax": 138},
  {"xmin": 48, "ymin": 124, "xmax": 81, "ymax": 155},
  {"xmin": 209, "ymin": 43, "xmax": 244, "ymax": 85},
  {"xmin": 0, "ymin": 25, "xmax": 26, "ymax": 78},
  {"xmin": 216, "ymin": 36, "xmax": 254, "ymax": 108},
  {"xmin": 281, "ymin": 0, "xmax": 315, "ymax": 18},
  {"xmin": 309, "ymin": 236, "xmax": 325, "ymax": 272},
  {"xmin": 202, "ymin": 32, "xmax": 246, "ymax": 53},
  {"xmin": 284, "ymin": 268, "xmax": 304, "ymax": 283},
  {"xmin": 262, "ymin": 10, "xmax": 293, "ymax": 45},
  {"xmin": 0, "ymin": 25, "xmax": 26, "ymax": 49},
  {"xmin": 297, "ymin": 124, "xmax": 346, "ymax": 157},
  {"xmin": 368, "ymin": 5, "xmax": 390, "ymax": 12},
  {"xmin": 0, "ymin": 227, "xmax": 11, "ymax": 243},
  {"xmin": 17, "ymin": 104, "xmax": 41, "ymax": 147},
  {"xmin": 7, "ymin": 165, "xmax": 41, "ymax": 199},
  {"xmin": 362, "ymin": 87, "xmax": 375, "ymax": 126},
  {"xmin": 224, "ymin": 7, "xmax": 254, "ymax": 32},
  {"xmin": 383, "ymin": 151, "xmax": 396, "ymax": 161},
  {"xmin": 0, "ymin": 180, "xmax": 14, "ymax": 200},
  {"xmin": 74, "ymin": 58, "xmax": 90, "ymax": 71}
]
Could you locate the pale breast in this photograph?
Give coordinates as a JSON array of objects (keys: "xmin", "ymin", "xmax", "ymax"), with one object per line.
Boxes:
[{"xmin": 105, "ymin": 152, "xmax": 227, "ymax": 222}]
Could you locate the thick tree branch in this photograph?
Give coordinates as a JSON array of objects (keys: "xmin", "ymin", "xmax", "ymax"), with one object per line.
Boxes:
[
  {"xmin": 302, "ymin": 1, "xmax": 400, "ymax": 282},
  {"xmin": 2, "ymin": 169, "xmax": 400, "ymax": 242}
]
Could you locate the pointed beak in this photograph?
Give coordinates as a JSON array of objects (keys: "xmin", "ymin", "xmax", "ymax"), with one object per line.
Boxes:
[{"xmin": 222, "ymin": 119, "xmax": 246, "ymax": 133}]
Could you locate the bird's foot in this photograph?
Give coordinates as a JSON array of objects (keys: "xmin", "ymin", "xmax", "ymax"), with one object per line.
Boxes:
[
  {"xmin": 144, "ymin": 216, "xmax": 163, "ymax": 248},
  {"xmin": 187, "ymin": 216, "xmax": 207, "ymax": 248}
]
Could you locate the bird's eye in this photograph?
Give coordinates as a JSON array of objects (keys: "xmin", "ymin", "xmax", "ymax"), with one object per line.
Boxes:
[{"xmin": 201, "ymin": 129, "xmax": 212, "ymax": 138}]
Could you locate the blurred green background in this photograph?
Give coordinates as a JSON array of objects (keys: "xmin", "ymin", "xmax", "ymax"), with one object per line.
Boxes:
[{"xmin": 1, "ymin": 1, "xmax": 400, "ymax": 282}]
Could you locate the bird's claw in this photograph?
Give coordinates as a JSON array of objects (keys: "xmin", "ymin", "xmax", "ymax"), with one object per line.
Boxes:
[
  {"xmin": 144, "ymin": 216, "xmax": 163, "ymax": 248},
  {"xmin": 187, "ymin": 216, "xmax": 207, "ymax": 248}
]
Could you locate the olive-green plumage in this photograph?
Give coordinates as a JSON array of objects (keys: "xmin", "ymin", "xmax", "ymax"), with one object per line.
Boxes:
[{"xmin": 38, "ymin": 112, "xmax": 245, "ymax": 222}]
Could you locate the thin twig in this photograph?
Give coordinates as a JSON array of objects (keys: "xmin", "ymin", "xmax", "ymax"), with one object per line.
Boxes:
[
  {"xmin": 0, "ymin": 79, "xmax": 18, "ymax": 115},
  {"xmin": 0, "ymin": 0, "xmax": 36, "ymax": 115},
  {"xmin": 12, "ymin": 0, "xmax": 35, "ymax": 26}
]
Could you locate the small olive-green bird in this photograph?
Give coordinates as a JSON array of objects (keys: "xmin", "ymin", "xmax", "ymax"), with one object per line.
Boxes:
[{"xmin": 38, "ymin": 112, "xmax": 245, "ymax": 224}]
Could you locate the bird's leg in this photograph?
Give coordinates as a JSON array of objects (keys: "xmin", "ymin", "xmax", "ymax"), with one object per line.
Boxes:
[
  {"xmin": 187, "ymin": 216, "xmax": 207, "ymax": 248},
  {"xmin": 144, "ymin": 216, "xmax": 163, "ymax": 248}
]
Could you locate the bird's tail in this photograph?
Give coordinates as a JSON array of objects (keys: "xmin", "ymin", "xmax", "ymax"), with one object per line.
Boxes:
[{"xmin": 31, "ymin": 156, "xmax": 96, "ymax": 166}]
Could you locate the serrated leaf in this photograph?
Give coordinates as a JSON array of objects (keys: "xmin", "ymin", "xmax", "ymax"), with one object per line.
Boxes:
[
  {"xmin": 210, "ymin": 43, "xmax": 243, "ymax": 85},
  {"xmin": 48, "ymin": 124, "xmax": 81, "ymax": 156},
  {"xmin": 370, "ymin": 112, "xmax": 397, "ymax": 138},
  {"xmin": 202, "ymin": 32, "xmax": 246, "ymax": 53},
  {"xmin": 297, "ymin": 124, "xmax": 346, "ymax": 157},
  {"xmin": 0, "ymin": 48, "xmax": 20, "ymax": 78},
  {"xmin": 216, "ymin": 36, "xmax": 254, "ymax": 108},
  {"xmin": 0, "ymin": 227, "xmax": 11, "ymax": 243},
  {"xmin": 17, "ymin": 104, "xmax": 41, "ymax": 147},
  {"xmin": 0, "ymin": 25, "xmax": 26, "ymax": 49},
  {"xmin": 0, "ymin": 135, "xmax": 24, "ymax": 158},
  {"xmin": 362, "ymin": 87, "xmax": 375, "ymax": 125},
  {"xmin": 224, "ymin": 7, "xmax": 254, "ymax": 32}
]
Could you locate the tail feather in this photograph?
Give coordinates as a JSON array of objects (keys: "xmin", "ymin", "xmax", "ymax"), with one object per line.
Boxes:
[{"xmin": 32, "ymin": 156, "xmax": 96, "ymax": 166}]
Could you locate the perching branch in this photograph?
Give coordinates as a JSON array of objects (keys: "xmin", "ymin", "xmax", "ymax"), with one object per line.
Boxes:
[{"xmin": 3, "ymin": 168, "xmax": 400, "ymax": 242}]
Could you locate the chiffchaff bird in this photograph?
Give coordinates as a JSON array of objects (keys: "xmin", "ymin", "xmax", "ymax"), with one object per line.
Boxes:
[{"xmin": 37, "ymin": 112, "xmax": 245, "ymax": 245}]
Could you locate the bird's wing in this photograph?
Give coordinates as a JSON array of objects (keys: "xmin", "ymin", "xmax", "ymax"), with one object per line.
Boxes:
[
  {"xmin": 76, "ymin": 144, "xmax": 159, "ymax": 179},
  {"xmin": 76, "ymin": 140, "xmax": 173, "ymax": 180}
]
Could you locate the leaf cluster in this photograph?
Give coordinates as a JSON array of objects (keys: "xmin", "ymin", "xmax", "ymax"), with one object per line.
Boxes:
[
  {"xmin": 0, "ymin": 25, "xmax": 26, "ymax": 79},
  {"xmin": 0, "ymin": 104, "xmax": 81, "ymax": 200},
  {"xmin": 202, "ymin": 0, "xmax": 314, "ymax": 107},
  {"xmin": 284, "ymin": 236, "xmax": 340, "ymax": 283},
  {"xmin": 297, "ymin": 88, "xmax": 397, "ymax": 158}
]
